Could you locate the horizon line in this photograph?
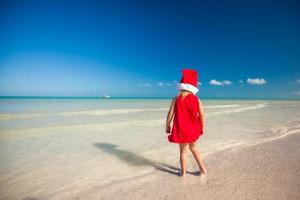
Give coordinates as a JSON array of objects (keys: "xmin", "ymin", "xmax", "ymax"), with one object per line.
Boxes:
[{"xmin": 0, "ymin": 96, "xmax": 299, "ymax": 100}]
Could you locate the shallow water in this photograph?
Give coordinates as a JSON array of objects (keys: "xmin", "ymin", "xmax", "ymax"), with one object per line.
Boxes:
[{"xmin": 0, "ymin": 98, "xmax": 299, "ymax": 199}]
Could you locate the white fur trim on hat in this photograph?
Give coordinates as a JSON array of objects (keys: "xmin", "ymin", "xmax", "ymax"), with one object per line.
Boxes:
[{"xmin": 177, "ymin": 83, "xmax": 199, "ymax": 94}]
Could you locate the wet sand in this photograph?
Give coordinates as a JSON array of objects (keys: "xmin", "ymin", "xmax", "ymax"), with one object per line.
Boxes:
[{"xmin": 79, "ymin": 131, "xmax": 300, "ymax": 200}]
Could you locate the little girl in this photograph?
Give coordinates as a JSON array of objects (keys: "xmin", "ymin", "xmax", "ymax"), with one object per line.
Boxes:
[{"xmin": 166, "ymin": 69, "xmax": 207, "ymax": 177}]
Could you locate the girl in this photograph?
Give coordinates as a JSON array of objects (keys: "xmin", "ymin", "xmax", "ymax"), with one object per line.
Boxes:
[{"xmin": 165, "ymin": 69, "xmax": 207, "ymax": 177}]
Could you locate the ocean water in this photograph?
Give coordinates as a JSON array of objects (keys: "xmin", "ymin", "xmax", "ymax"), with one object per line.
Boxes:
[{"xmin": 0, "ymin": 98, "xmax": 299, "ymax": 199}]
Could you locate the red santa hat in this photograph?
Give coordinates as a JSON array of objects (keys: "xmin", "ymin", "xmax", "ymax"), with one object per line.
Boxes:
[{"xmin": 177, "ymin": 69, "xmax": 199, "ymax": 94}]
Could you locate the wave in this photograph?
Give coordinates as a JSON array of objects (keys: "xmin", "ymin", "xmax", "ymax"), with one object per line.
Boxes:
[
  {"xmin": 260, "ymin": 123, "xmax": 300, "ymax": 142},
  {"xmin": 208, "ymin": 103, "xmax": 266, "ymax": 115},
  {"xmin": 205, "ymin": 104, "xmax": 239, "ymax": 109},
  {"xmin": 232, "ymin": 123, "xmax": 300, "ymax": 151},
  {"xmin": 59, "ymin": 108, "xmax": 168, "ymax": 116},
  {"xmin": 200, "ymin": 122, "xmax": 300, "ymax": 160}
]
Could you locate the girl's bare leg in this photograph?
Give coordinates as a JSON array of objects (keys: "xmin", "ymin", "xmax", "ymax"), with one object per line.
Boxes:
[
  {"xmin": 189, "ymin": 142, "xmax": 207, "ymax": 174},
  {"xmin": 179, "ymin": 143, "xmax": 188, "ymax": 176}
]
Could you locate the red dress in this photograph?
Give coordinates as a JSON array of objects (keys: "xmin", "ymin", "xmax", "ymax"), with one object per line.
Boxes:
[{"xmin": 168, "ymin": 93, "xmax": 203, "ymax": 143}]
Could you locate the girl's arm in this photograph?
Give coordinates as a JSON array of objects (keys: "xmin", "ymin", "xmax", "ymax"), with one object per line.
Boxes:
[
  {"xmin": 165, "ymin": 97, "xmax": 176, "ymax": 133},
  {"xmin": 198, "ymin": 98, "xmax": 205, "ymax": 131}
]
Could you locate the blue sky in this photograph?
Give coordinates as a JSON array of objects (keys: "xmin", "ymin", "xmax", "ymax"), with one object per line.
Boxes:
[{"xmin": 0, "ymin": 0, "xmax": 299, "ymax": 98}]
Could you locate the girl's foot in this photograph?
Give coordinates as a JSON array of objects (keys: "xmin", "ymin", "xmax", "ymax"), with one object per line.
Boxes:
[
  {"xmin": 200, "ymin": 173, "xmax": 207, "ymax": 184},
  {"xmin": 200, "ymin": 167, "xmax": 207, "ymax": 175},
  {"xmin": 180, "ymin": 172, "xmax": 187, "ymax": 177}
]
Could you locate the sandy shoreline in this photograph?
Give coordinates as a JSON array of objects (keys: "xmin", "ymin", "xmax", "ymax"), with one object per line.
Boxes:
[
  {"xmin": 1, "ymin": 100, "xmax": 300, "ymax": 200},
  {"xmin": 76, "ymin": 131, "xmax": 300, "ymax": 200}
]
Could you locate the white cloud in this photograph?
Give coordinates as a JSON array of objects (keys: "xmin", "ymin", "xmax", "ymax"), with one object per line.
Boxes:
[
  {"xmin": 222, "ymin": 80, "xmax": 233, "ymax": 85},
  {"xmin": 292, "ymin": 91, "xmax": 300, "ymax": 96},
  {"xmin": 139, "ymin": 83, "xmax": 152, "ymax": 87},
  {"xmin": 209, "ymin": 79, "xmax": 223, "ymax": 86},
  {"xmin": 158, "ymin": 82, "xmax": 164, "ymax": 86},
  {"xmin": 209, "ymin": 79, "xmax": 233, "ymax": 86},
  {"xmin": 296, "ymin": 79, "xmax": 300, "ymax": 84},
  {"xmin": 158, "ymin": 82, "xmax": 172, "ymax": 87},
  {"xmin": 246, "ymin": 78, "xmax": 267, "ymax": 85}
]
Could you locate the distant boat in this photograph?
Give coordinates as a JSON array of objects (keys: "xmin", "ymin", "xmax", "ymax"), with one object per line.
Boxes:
[{"xmin": 102, "ymin": 95, "xmax": 110, "ymax": 99}]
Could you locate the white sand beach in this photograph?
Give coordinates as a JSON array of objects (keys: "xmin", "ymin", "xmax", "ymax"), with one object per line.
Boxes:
[{"xmin": 0, "ymin": 98, "xmax": 299, "ymax": 200}]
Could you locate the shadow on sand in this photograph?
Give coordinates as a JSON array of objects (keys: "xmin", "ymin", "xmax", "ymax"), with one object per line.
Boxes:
[{"xmin": 93, "ymin": 143, "xmax": 183, "ymax": 176}]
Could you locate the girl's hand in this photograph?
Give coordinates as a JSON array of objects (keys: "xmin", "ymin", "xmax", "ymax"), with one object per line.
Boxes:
[
  {"xmin": 165, "ymin": 125, "xmax": 171, "ymax": 134},
  {"xmin": 165, "ymin": 98, "xmax": 175, "ymax": 134}
]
